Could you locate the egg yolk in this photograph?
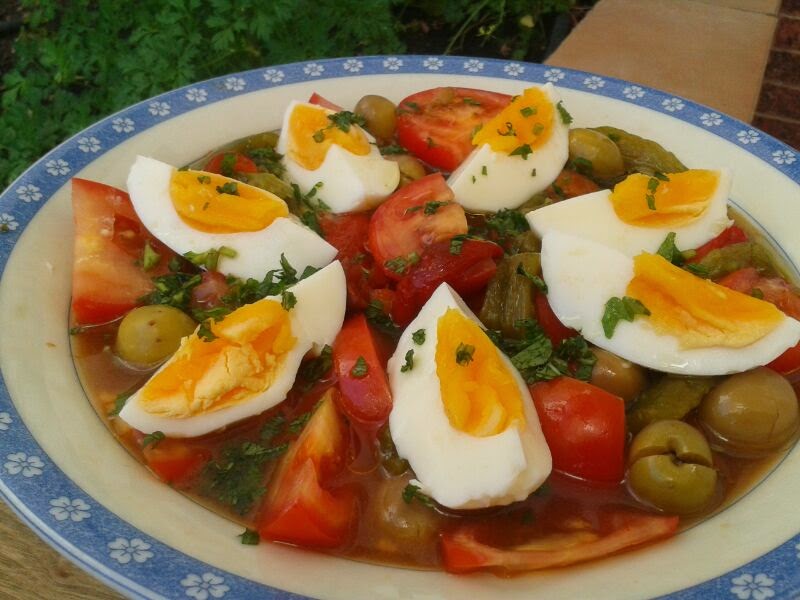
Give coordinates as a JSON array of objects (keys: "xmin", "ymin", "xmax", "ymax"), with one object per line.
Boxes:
[
  {"xmin": 170, "ymin": 170, "xmax": 289, "ymax": 233},
  {"xmin": 287, "ymin": 104, "xmax": 371, "ymax": 170},
  {"xmin": 472, "ymin": 86, "xmax": 555, "ymax": 154},
  {"xmin": 627, "ymin": 253, "xmax": 783, "ymax": 349},
  {"xmin": 137, "ymin": 299, "xmax": 296, "ymax": 417},
  {"xmin": 610, "ymin": 170, "xmax": 720, "ymax": 228},
  {"xmin": 435, "ymin": 309, "xmax": 524, "ymax": 437}
]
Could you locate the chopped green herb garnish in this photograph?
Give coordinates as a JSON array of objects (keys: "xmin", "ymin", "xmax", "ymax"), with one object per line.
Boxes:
[
  {"xmin": 450, "ymin": 234, "xmax": 466, "ymax": 255},
  {"xmin": 327, "ymin": 110, "xmax": 366, "ymax": 133},
  {"xmin": 646, "ymin": 194, "xmax": 656, "ymax": 210},
  {"xmin": 220, "ymin": 153, "xmax": 237, "ymax": 177},
  {"xmin": 532, "ymin": 123, "xmax": 545, "ymax": 136},
  {"xmin": 216, "ymin": 181, "xmax": 239, "ymax": 195},
  {"xmin": 400, "ymin": 349, "xmax": 414, "ymax": 373},
  {"xmin": 481, "ymin": 165, "xmax": 488, "ymax": 176},
  {"xmin": 385, "ymin": 256, "xmax": 409, "ymax": 274},
  {"xmin": 656, "ymin": 232, "xmax": 685, "ymax": 266},
  {"xmin": 183, "ymin": 246, "xmax": 237, "ymax": 271},
  {"xmin": 141, "ymin": 431, "xmax": 165, "ymax": 448},
  {"xmin": 653, "ymin": 171, "xmax": 671, "ymax": 182},
  {"xmin": 203, "ymin": 441, "xmax": 287, "ymax": 513},
  {"xmin": 471, "ymin": 175, "xmax": 477, "ymax": 183},
  {"xmin": 556, "ymin": 101, "xmax": 573, "ymax": 125},
  {"xmin": 426, "ymin": 137, "xmax": 436, "ymax": 148},
  {"xmin": 197, "ymin": 175, "xmax": 211, "ymax": 184},
  {"xmin": 456, "ymin": 342, "xmax": 475, "ymax": 366},
  {"xmin": 463, "ymin": 97, "xmax": 481, "ymax": 106},
  {"xmin": 402, "ymin": 483, "xmax": 434, "ymax": 507},
  {"xmin": 260, "ymin": 414, "xmax": 286, "ymax": 442},
  {"xmin": 497, "ymin": 121, "xmax": 516, "ymax": 137},
  {"xmin": 516, "ymin": 264, "xmax": 548, "ymax": 293},
  {"xmin": 601, "ymin": 296, "xmax": 651, "ymax": 338},
  {"xmin": 312, "ymin": 130, "xmax": 325, "ymax": 143},
  {"xmin": 424, "ymin": 201, "xmax": 450, "ymax": 215},
  {"xmin": 531, "ymin": 168, "xmax": 537, "ymax": 177},
  {"xmin": 520, "ymin": 106, "xmax": 537, "ymax": 117},
  {"xmin": 247, "ymin": 146, "xmax": 285, "ymax": 178},
  {"xmin": 365, "ymin": 300, "xmax": 401, "ymax": 337},
  {"xmin": 551, "ymin": 183, "xmax": 565, "ymax": 199},
  {"xmin": 281, "ymin": 290, "xmax": 297, "ymax": 310},
  {"xmin": 351, "ymin": 356, "xmax": 369, "ymax": 378},
  {"xmin": 412, "ymin": 328, "xmax": 426, "ymax": 345},
  {"xmin": 486, "ymin": 209, "xmax": 529, "ymax": 236},
  {"xmin": 69, "ymin": 325, "xmax": 88, "ymax": 335},
  {"xmin": 108, "ymin": 392, "xmax": 132, "ymax": 417},
  {"xmin": 571, "ymin": 156, "xmax": 593, "ymax": 175},
  {"xmin": 403, "ymin": 101, "xmax": 421, "ymax": 113},
  {"xmin": 238, "ymin": 529, "xmax": 260, "ymax": 545},
  {"xmin": 510, "ymin": 144, "xmax": 533, "ymax": 159},
  {"xmin": 197, "ymin": 320, "xmax": 217, "ymax": 342},
  {"xmin": 751, "ymin": 288, "xmax": 765, "ymax": 299},
  {"xmin": 298, "ymin": 345, "xmax": 333, "ymax": 385},
  {"xmin": 141, "ymin": 240, "xmax": 161, "ymax": 271}
]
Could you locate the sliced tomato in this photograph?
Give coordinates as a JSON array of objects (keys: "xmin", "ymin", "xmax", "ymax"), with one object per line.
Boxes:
[
  {"xmin": 258, "ymin": 392, "xmax": 356, "ymax": 548},
  {"xmin": 308, "ymin": 92, "xmax": 343, "ymax": 112},
  {"xmin": 391, "ymin": 239, "xmax": 503, "ymax": 326},
  {"xmin": 396, "ymin": 87, "xmax": 511, "ymax": 172},
  {"xmin": 546, "ymin": 169, "xmax": 601, "ymax": 200},
  {"xmin": 71, "ymin": 178, "xmax": 175, "ymax": 325},
  {"xmin": 368, "ymin": 173, "xmax": 467, "ymax": 280},
  {"xmin": 320, "ymin": 212, "xmax": 388, "ymax": 309},
  {"xmin": 534, "ymin": 292, "xmax": 578, "ymax": 345},
  {"xmin": 440, "ymin": 509, "xmax": 679, "ymax": 574},
  {"xmin": 332, "ymin": 314, "xmax": 393, "ymax": 425},
  {"xmin": 529, "ymin": 377, "xmax": 626, "ymax": 483},
  {"xmin": 203, "ymin": 152, "xmax": 258, "ymax": 176},
  {"xmin": 686, "ymin": 225, "xmax": 748, "ymax": 263},
  {"xmin": 142, "ymin": 439, "xmax": 211, "ymax": 485},
  {"xmin": 718, "ymin": 267, "xmax": 800, "ymax": 319}
]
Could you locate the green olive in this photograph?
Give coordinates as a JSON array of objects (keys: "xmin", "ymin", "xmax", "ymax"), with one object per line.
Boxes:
[
  {"xmin": 698, "ymin": 367, "xmax": 799, "ymax": 456},
  {"xmin": 385, "ymin": 153, "xmax": 426, "ymax": 186},
  {"xmin": 568, "ymin": 128, "xmax": 625, "ymax": 182},
  {"xmin": 115, "ymin": 305, "xmax": 197, "ymax": 367},
  {"xmin": 589, "ymin": 347, "xmax": 648, "ymax": 404},
  {"xmin": 354, "ymin": 94, "xmax": 397, "ymax": 143},
  {"xmin": 627, "ymin": 420, "xmax": 718, "ymax": 514},
  {"xmin": 368, "ymin": 476, "xmax": 439, "ymax": 549}
]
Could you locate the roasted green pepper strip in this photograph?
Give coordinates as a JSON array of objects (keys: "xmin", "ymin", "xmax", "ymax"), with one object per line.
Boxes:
[
  {"xmin": 592, "ymin": 126, "xmax": 686, "ymax": 178},
  {"xmin": 479, "ymin": 253, "xmax": 541, "ymax": 338},
  {"xmin": 627, "ymin": 375, "xmax": 717, "ymax": 434},
  {"xmin": 240, "ymin": 171, "xmax": 294, "ymax": 201},
  {"xmin": 696, "ymin": 241, "xmax": 777, "ymax": 281}
]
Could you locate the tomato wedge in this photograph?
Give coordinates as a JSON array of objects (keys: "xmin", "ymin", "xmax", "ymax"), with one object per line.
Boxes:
[
  {"xmin": 391, "ymin": 239, "xmax": 502, "ymax": 326},
  {"xmin": 204, "ymin": 152, "xmax": 258, "ymax": 176},
  {"xmin": 686, "ymin": 225, "xmax": 748, "ymax": 263},
  {"xmin": 258, "ymin": 391, "xmax": 356, "ymax": 548},
  {"xmin": 396, "ymin": 87, "xmax": 511, "ymax": 172},
  {"xmin": 440, "ymin": 509, "xmax": 679, "ymax": 574},
  {"xmin": 529, "ymin": 377, "xmax": 626, "ymax": 483},
  {"xmin": 546, "ymin": 168, "xmax": 601, "ymax": 200},
  {"xmin": 321, "ymin": 212, "xmax": 388, "ymax": 309},
  {"xmin": 534, "ymin": 292, "xmax": 578, "ymax": 346},
  {"xmin": 308, "ymin": 92, "xmax": 343, "ymax": 112},
  {"xmin": 71, "ymin": 178, "xmax": 174, "ymax": 325},
  {"xmin": 333, "ymin": 314, "xmax": 393, "ymax": 425},
  {"xmin": 368, "ymin": 173, "xmax": 467, "ymax": 281},
  {"xmin": 142, "ymin": 439, "xmax": 211, "ymax": 485}
]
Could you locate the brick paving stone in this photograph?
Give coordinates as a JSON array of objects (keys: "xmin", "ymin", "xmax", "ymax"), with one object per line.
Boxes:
[
  {"xmin": 774, "ymin": 15, "xmax": 800, "ymax": 48},
  {"xmin": 764, "ymin": 49, "xmax": 800, "ymax": 86},
  {"xmin": 753, "ymin": 115, "xmax": 800, "ymax": 148},
  {"xmin": 757, "ymin": 81, "xmax": 800, "ymax": 119}
]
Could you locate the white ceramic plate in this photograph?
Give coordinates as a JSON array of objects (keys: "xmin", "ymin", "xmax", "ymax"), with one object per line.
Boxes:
[{"xmin": 1, "ymin": 56, "xmax": 800, "ymax": 600}]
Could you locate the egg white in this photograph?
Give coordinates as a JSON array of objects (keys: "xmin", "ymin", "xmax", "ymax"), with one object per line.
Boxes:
[
  {"xmin": 447, "ymin": 83, "xmax": 570, "ymax": 212},
  {"xmin": 387, "ymin": 283, "xmax": 551, "ymax": 510},
  {"xmin": 527, "ymin": 169, "xmax": 733, "ymax": 257},
  {"xmin": 127, "ymin": 155, "xmax": 337, "ymax": 280},
  {"xmin": 541, "ymin": 231, "xmax": 800, "ymax": 375},
  {"xmin": 118, "ymin": 261, "xmax": 347, "ymax": 437},
  {"xmin": 276, "ymin": 101, "xmax": 400, "ymax": 213}
]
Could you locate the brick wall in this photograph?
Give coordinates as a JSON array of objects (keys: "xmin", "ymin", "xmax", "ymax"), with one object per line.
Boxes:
[{"xmin": 754, "ymin": 0, "xmax": 800, "ymax": 150}]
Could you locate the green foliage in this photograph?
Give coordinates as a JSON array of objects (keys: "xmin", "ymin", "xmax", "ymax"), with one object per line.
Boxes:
[{"xmin": 0, "ymin": 0, "xmax": 576, "ymax": 188}]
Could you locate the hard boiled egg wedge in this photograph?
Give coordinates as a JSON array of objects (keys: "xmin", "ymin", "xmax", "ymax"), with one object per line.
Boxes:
[
  {"xmin": 387, "ymin": 283, "xmax": 551, "ymax": 510},
  {"xmin": 527, "ymin": 168, "xmax": 733, "ymax": 256},
  {"xmin": 119, "ymin": 261, "xmax": 346, "ymax": 437},
  {"xmin": 127, "ymin": 156, "xmax": 336, "ymax": 280},
  {"xmin": 276, "ymin": 101, "xmax": 400, "ymax": 213},
  {"xmin": 447, "ymin": 84, "xmax": 570, "ymax": 212},
  {"xmin": 541, "ymin": 231, "xmax": 800, "ymax": 375}
]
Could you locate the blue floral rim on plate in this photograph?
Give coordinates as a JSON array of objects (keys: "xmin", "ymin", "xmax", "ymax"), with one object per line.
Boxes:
[{"xmin": 0, "ymin": 55, "xmax": 798, "ymax": 600}]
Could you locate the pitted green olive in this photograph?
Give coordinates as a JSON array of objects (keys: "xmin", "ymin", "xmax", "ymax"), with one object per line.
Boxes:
[
  {"xmin": 354, "ymin": 94, "xmax": 397, "ymax": 143},
  {"xmin": 115, "ymin": 305, "xmax": 196, "ymax": 367},
  {"xmin": 385, "ymin": 153, "xmax": 426, "ymax": 186},
  {"xmin": 699, "ymin": 367, "xmax": 800, "ymax": 456},
  {"xmin": 627, "ymin": 420, "xmax": 718, "ymax": 514},
  {"xmin": 568, "ymin": 128, "xmax": 625, "ymax": 182},
  {"xmin": 589, "ymin": 347, "xmax": 648, "ymax": 404}
]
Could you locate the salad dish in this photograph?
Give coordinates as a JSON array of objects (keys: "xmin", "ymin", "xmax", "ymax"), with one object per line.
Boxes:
[{"xmin": 2, "ymin": 57, "xmax": 800, "ymax": 599}]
